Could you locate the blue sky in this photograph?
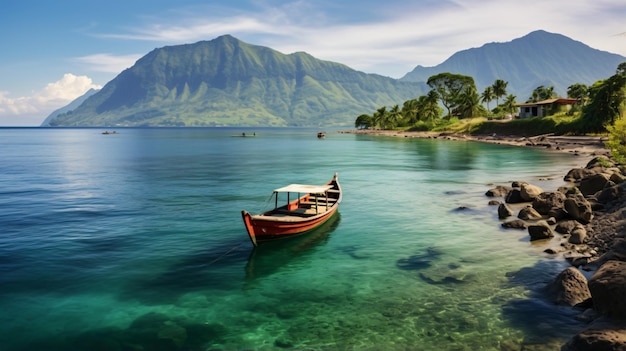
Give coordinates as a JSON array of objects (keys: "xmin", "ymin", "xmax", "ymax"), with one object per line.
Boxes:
[{"xmin": 1, "ymin": 0, "xmax": 625, "ymax": 126}]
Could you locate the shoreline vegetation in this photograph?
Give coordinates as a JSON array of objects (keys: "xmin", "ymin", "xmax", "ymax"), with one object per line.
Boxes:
[{"xmin": 340, "ymin": 129, "xmax": 626, "ymax": 350}]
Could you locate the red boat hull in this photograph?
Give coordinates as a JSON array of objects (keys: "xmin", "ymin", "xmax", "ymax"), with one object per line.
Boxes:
[{"xmin": 242, "ymin": 175, "xmax": 341, "ymax": 246}]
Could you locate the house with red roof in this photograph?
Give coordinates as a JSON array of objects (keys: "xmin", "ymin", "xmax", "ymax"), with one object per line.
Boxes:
[{"xmin": 516, "ymin": 98, "xmax": 580, "ymax": 118}]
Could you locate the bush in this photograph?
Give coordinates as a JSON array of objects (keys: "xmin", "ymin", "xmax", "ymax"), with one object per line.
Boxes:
[{"xmin": 606, "ymin": 117, "xmax": 626, "ymax": 164}]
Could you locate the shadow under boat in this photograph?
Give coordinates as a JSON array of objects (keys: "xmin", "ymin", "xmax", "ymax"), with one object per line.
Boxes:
[{"xmin": 244, "ymin": 212, "xmax": 341, "ymax": 281}]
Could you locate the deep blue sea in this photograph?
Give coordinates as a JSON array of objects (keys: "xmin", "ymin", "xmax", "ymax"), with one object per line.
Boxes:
[{"xmin": 0, "ymin": 128, "xmax": 589, "ymax": 350}]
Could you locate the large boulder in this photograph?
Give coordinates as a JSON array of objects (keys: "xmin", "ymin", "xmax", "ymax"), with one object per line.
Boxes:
[
  {"xmin": 564, "ymin": 193, "xmax": 594, "ymax": 224},
  {"xmin": 520, "ymin": 183, "xmax": 544, "ymax": 202},
  {"xmin": 533, "ymin": 191, "xmax": 566, "ymax": 215},
  {"xmin": 564, "ymin": 168, "xmax": 600, "ymax": 182},
  {"xmin": 528, "ymin": 221, "xmax": 554, "ymax": 241},
  {"xmin": 547, "ymin": 267, "xmax": 591, "ymax": 306},
  {"xmin": 518, "ymin": 206, "xmax": 543, "ymax": 220},
  {"xmin": 586, "ymin": 155, "xmax": 615, "ymax": 169},
  {"xmin": 588, "ymin": 260, "xmax": 626, "ymax": 319},
  {"xmin": 579, "ymin": 173, "xmax": 613, "ymax": 197},
  {"xmin": 562, "ymin": 328, "xmax": 626, "ymax": 351}
]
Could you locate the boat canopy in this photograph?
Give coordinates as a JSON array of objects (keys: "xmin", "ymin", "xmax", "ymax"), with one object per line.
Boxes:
[{"xmin": 273, "ymin": 184, "xmax": 332, "ymax": 194}]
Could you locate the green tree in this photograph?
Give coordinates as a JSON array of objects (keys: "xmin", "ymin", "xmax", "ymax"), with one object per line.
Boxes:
[
  {"xmin": 481, "ymin": 86, "xmax": 495, "ymax": 115},
  {"xmin": 456, "ymin": 85, "xmax": 481, "ymax": 118},
  {"xmin": 402, "ymin": 99, "xmax": 419, "ymax": 125},
  {"xmin": 502, "ymin": 94, "xmax": 518, "ymax": 115},
  {"xmin": 373, "ymin": 106, "xmax": 387, "ymax": 129},
  {"xmin": 355, "ymin": 114, "xmax": 373, "ymax": 129},
  {"xmin": 492, "ymin": 79, "xmax": 508, "ymax": 107},
  {"xmin": 567, "ymin": 83, "xmax": 589, "ymax": 104},
  {"xmin": 417, "ymin": 90, "xmax": 442, "ymax": 122},
  {"xmin": 528, "ymin": 85, "xmax": 556, "ymax": 102},
  {"xmin": 581, "ymin": 64, "xmax": 626, "ymax": 132},
  {"xmin": 388, "ymin": 105, "xmax": 402, "ymax": 129},
  {"xmin": 606, "ymin": 117, "xmax": 626, "ymax": 164},
  {"xmin": 427, "ymin": 73, "xmax": 476, "ymax": 118}
]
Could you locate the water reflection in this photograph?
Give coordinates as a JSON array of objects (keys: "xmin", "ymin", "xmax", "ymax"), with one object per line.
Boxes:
[{"xmin": 244, "ymin": 213, "xmax": 341, "ymax": 281}]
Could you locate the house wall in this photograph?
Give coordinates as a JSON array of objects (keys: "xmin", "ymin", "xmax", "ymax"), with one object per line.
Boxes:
[{"xmin": 519, "ymin": 106, "xmax": 543, "ymax": 118}]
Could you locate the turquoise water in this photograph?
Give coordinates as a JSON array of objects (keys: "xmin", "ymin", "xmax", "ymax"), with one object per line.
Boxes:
[{"xmin": 0, "ymin": 128, "xmax": 587, "ymax": 350}]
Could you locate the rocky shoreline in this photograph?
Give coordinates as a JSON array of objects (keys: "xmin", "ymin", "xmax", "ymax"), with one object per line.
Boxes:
[{"xmin": 340, "ymin": 130, "xmax": 626, "ymax": 350}]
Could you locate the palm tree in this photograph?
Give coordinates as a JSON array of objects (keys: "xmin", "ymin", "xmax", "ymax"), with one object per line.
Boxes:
[
  {"xmin": 502, "ymin": 94, "xmax": 517, "ymax": 116},
  {"xmin": 492, "ymin": 79, "xmax": 508, "ymax": 107},
  {"xmin": 418, "ymin": 90, "xmax": 442, "ymax": 121},
  {"xmin": 388, "ymin": 105, "xmax": 401, "ymax": 129},
  {"xmin": 402, "ymin": 99, "xmax": 419, "ymax": 125},
  {"xmin": 373, "ymin": 106, "xmax": 387, "ymax": 129},
  {"xmin": 481, "ymin": 86, "xmax": 495, "ymax": 116},
  {"xmin": 372, "ymin": 106, "xmax": 387, "ymax": 129},
  {"xmin": 457, "ymin": 85, "xmax": 480, "ymax": 118}
]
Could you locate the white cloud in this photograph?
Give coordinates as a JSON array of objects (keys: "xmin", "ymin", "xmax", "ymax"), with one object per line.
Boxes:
[
  {"xmin": 90, "ymin": 0, "xmax": 626, "ymax": 78},
  {"xmin": 73, "ymin": 53, "xmax": 142, "ymax": 73},
  {"xmin": 0, "ymin": 74, "xmax": 102, "ymax": 126}
]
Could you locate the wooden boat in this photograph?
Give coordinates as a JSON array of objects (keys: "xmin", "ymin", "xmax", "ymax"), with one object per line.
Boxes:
[
  {"xmin": 317, "ymin": 131, "xmax": 326, "ymax": 138},
  {"xmin": 241, "ymin": 173, "xmax": 342, "ymax": 246}
]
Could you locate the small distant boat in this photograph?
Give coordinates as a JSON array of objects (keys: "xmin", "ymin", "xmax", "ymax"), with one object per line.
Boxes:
[
  {"xmin": 317, "ymin": 131, "xmax": 326, "ymax": 138},
  {"xmin": 232, "ymin": 132, "xmax": 256, "ymax": 137},
  {"xmin": 102, "ymin": 131, "xmax": 117, "ymax": 135},
  {"xmin": 241, "ymin": 173, "xmax": 342, "ymax": 246}
]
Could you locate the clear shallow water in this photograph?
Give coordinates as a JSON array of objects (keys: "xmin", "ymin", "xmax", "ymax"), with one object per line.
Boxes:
[{"xmin": 0, "ymin": 128, "xmax": 587, "ymax": 350}]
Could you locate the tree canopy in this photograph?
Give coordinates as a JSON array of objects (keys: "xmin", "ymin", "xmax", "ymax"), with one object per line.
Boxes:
[{"xmin": 427, "ymin": 73, "xmax": 477, "ymax": 118}]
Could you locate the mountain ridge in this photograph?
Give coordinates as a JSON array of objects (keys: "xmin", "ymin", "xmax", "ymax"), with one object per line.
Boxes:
[
  {"xmin": 46, "ymin": 31, "xmax": 625, "ymax": 127},
  {"xmin": 400, "ymin": 30, "xmax": 625, "ymax": 99},
  {"xmin": 48, "ymin": 35, "xmax": 426, "ymax": 127}
]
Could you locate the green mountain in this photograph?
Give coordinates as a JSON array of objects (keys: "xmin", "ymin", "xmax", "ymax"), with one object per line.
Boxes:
[
  {"xmin": 401, "ymin": 30, "xmax": 626, "ymax": 100},
  {"xmin": 41, "ymin": 88, "xmax": 99, "ymax": 126},
  {"xmin": 48, "ymin": 35, "xmax": 427, "ymax": 127}
]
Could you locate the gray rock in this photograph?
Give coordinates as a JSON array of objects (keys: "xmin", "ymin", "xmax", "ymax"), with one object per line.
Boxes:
[
  {"xmin": 518, "ymin": 206, "xmax": 543, "ymax": 220},
  {"xmin": 485, "ymin": 185, "xmax": 512, "ymax": 197},
  {"xmin": 547, "ymin": 267, "xmax": 591, "ymax": 306},
  {"xmin": 561, "ymin": 328, "xmax": 626, "ymax": 351},
  {"xmin": 520, "ymin": 183, "xmax": 544, "ymax": 201},
  {"xmin": 505, "ymin": 189, "xmax": 525, "ymax": 204},
  {"xmin": 498, "ymin": 203, "xmax": 513, "ymax": 219},
  {"xmin": 502, "ymin": 219, "xmax": 528, "ymax": 230},
  {"xmin": 528, "ymin": 221, "xmax": 554, "ymax": 241},
  {"xmin": 533, "ymin": 191, "xmax": 566, "ymax": 215},
  {"xmin": 588, "ymin": 260, "xmax": 626, "ymax": 319},
  {"xmin": 564, "ymin": 193, "xmax": 594, "ymax": 224},
  {"xmin": 579, "ymin": 173, "xmax": 612, "ymax": 196},
  {"xmin": 569, "ymin": 225, "xmax": 588, "ymax": 244},
  {"xmin": 555, "ymin": 220, "xmax": 581, "ymax": 234}
]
